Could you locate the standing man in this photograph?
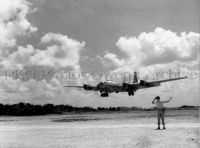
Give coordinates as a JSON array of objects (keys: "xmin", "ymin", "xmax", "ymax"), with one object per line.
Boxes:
[{"xmin": 152, "ymin": 96, "xmax": 172, "ymax": 129}]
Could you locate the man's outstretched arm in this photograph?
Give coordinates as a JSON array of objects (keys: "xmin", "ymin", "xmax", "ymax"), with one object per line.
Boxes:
[{"xmin": 162, "ymin": 97, "xmax": 172, "ymax": 103}]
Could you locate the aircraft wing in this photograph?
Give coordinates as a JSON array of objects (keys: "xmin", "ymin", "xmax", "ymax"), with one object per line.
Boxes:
[
  {"xmin": 64, "ymin": 86, "xmax": 83, "ymax": 88},
  {"xmin": 64, "ymin": 84, "xmax": 99, "ymax": 91},
  {"xmin": 147, "ymin": 76, "xmax": 188, "ymax": 84},
  {"xmin": 138, "ymin": 76, "xmax": 188, "ymax": 89}
]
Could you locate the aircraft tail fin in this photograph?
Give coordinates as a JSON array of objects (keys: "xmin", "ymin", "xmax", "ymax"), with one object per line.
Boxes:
[{"xmin": 133, "ymin": 71, "xmax": 138, "ymax": 83}]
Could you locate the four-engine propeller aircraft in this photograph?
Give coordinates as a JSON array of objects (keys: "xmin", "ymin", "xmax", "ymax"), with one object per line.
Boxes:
[{"xmin": 64, "ymin": 72, "xmax": 188, "ymax": 97}]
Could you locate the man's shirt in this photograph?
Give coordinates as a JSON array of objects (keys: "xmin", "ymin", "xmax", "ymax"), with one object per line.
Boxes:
[{"xmin": 155, "ymin": 100, "xmax": 170, "ymax": 109}]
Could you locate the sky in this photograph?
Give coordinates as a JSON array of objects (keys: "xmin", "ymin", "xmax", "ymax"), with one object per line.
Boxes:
[{"xmin": 0, "ymin": 0, "xmax": 199, "ymax": 107}]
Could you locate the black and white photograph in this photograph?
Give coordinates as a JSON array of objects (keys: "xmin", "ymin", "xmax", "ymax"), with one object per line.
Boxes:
[{"xmin": 0, "ymin": 0, "xmax": 199, "ymax": 147}]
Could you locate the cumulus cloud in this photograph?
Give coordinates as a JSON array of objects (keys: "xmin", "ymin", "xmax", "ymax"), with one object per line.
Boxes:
[
  {"xmin": 104, "ymin": 53, "xmax": 124, "ymax": 67},
  {"xmin": 0, "ymin": 76, "xmax": 64, "ymax": 104},
  {"xmin": 32, "ymin": 33, "xmax": 85, "ymax": 70},
  {"xmin": 108, "ymin": 27, "xmax": 199, "ymax": 73},
  {"xmin": 0, "ymin": 33, "xmax": 85, "ymax": 70},
  {"xmin": 0, "ymin": 45, "xmax": 35, "ymax": 69},
  {"xmin": 98, "ymin": 53, "xmax": 124, "ymax": 69},
  {"xmin": 0, "ymin": 0, "xmax": 37, "ymax": 57}
]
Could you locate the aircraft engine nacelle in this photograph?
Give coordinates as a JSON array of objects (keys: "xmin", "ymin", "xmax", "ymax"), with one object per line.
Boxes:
[
  {"xmin": 122, "ymin": 82, "xmax": 129, "ymax": 89},
  {"xmin": 83, "ymin": 84, "xmax": 93, "ymax": 90},
  {"xmin": 139, "ymin": 80, "xmax": 149, "ymax": 87},
  {"xmin": 97, "ymin": 82, "xmax": 106, "ymax": 90}
]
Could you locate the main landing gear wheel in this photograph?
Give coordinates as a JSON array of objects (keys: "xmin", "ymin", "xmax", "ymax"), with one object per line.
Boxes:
[
  {"xmin": 128, "ymin": 91, "xmax": 134, "ymax": 96},
  {"xmin": 100, "ymin": 92, "xmax": 109, "ymax": 97}
]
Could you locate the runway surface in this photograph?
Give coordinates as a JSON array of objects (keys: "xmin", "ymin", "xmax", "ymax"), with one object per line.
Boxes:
[{"xmin": 0, "ymin": 110, "xmax": 199, "ymax": 148}]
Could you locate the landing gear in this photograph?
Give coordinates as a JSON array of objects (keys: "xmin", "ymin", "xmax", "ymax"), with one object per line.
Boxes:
[
  {"xmin": 100, "ymin": 92, "xmax": 109, "ymax": 97},
  {"xmin": 128, "ymin": 91, "xmax": 134, "ymax": 96}
]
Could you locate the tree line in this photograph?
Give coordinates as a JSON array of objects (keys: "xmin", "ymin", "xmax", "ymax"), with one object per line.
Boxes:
[
  {"xmin": 0, "ymin": 102, "xmax": 197, "ymax": 116},
  {"xmin": 0, "ymin": 102, "xmax": 149, "ymax": 116}
]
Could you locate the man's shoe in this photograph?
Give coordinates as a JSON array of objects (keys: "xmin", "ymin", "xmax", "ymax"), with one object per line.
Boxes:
[
  {"xmin": 163, "ymin": 127, "xmax": 166, "ymax": 129},
  {"xmin": 157, "ymin": 127, "xmax": 160, "ymax": 130}
]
